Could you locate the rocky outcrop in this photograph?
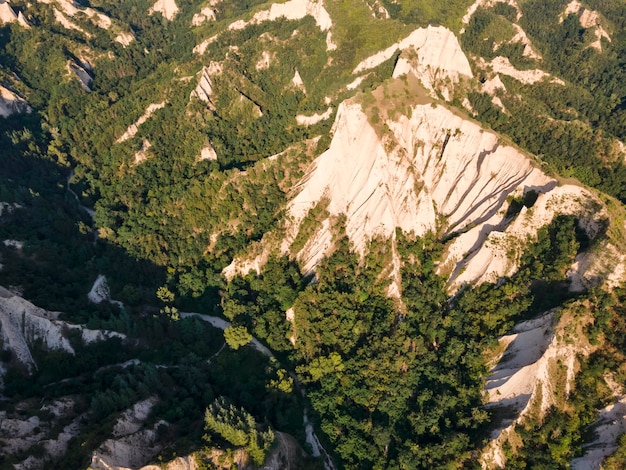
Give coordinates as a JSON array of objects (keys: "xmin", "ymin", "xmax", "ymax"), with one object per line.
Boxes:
[
  {"xmin": 228, "ymin": 0, "xmax": 332, "ymax": 33},
  {"xmin": 568, "ymin": 241, "xmax": 626, "ymax": 292},
  {"xmin": 68, "ymin": 60, "xmax": 93, "ymax": 92},
  {"xmin": 225, "ymin": 70, "xmax": 608, "ymax": 295},
  {"xmin": 87, "ymin": 275, "xmax": 126, "ymax": 309},
  {"xmin": 112, "ymin": 398, "xmax": 158, "ymax": 438},
  {"xmin": 282, "ymin": 97, "xmax": 552, "ymax": 277},
  {"xmin": 114, "ymin": 32, "xmax": 135, "ymax": 47},
  {"xmin": 462, "ymin": 0, "xmax": 522, "ymax": 26},
  {"xmin": 262, "ymin": 431, "xmax": 309, "ymax": 470},
  {"xmin": 462, "ymin": 1, "xmax": 541, "ymax": 60},
  {"xmin": 481, "ymin": 74, "xmax": 507, "ymax": 111},
  {"xmin": 134, "ymin": 139, "xmax": 153, "ymax": 165},
  {"xmin": 0, "ymin": 85, "xmax": 31, "ymax": 118},
  {"xmin": 42, "ymin": 0, "xmax": 111, "ymax": 28},
  {"xmin": 477, "ymin": 56, "xmax": 564, "ymax": 85},
  {"xmin": 0, "ymin": 286, "xmax": 125, "ymax": 373},
  {"xmin": 509, "ymin": 24, "xmax": 541, "ymax": 59},
  {"xmin": 193, "ymin": 36, "xmax": 217, "ymax": 55},
  {"xmin": 0, "ymin": 396, "xmax": 83, "ymax": 468},
  {"xmin": 291, "ymin": 70, "xmax": 306, "ymax": 92},
  {"xmin": 195, "ymin": 0, "xmax": 336, "ymax": 53},
  {"xmin": 53, "ymin": 8, "xmax": 91, "ymax": 36},
  {"xmin": 0, "ymin": 202, "xmax": 21, "ymax": 217},
  {"xmin": 89, "ymin": 421, "xmax": 167, "ymax": 470},
  {"xmin": 446, "ymin": 183, "xmax": 606, "ymax": 290},
  {"xmin": 0, "ymin": 0, "xmax": 30, "ymax": 28},
  {"xmin": 296, "ymin": 107, "xmax": 333, "ymax": 126},
  {"xmin": 571, "ymin": 375, "xmax": 626, "ymax": 470},
  {"xmin": 89, "ymin": 398, "xmax": 168, "ymax": 470},
  {"xmin": 149, "ymin": 0, "xmax": 179, "ymax": 21},
  {"xmin": 482, "ymin": 308, "xmax": 593, "ymax": 468},
  {"xmin": 561, "ymin": 1, "xmax": 611, "ymax": 50},
  {"xmin": 355, "ymin": 26, "xmax": 473, "ymax": 100},
  {"xmin": 134, "ymin": 436, "xmax": 307, "ymax": 470},
  {"xmin": 366, "ymin": 0, "xmax": 390, "ymax": 19},
  {"xmin": 116, "ymin": 102, "xmax": 166, "ymax": 143},
  {"xmin": 88, "ymin": 274, "xmax": 112, "ymax": 304},
  {"xmin": 198, "ymin": 144, "xmax": 218, "ymax": 161},
  {"xmin": 191, "ymin": 7, "xmax": 216, "ymax": 26},
  {"xmin": 141, "ymin": 456, "xmax": 198, "ymax": 470},
  {"xmin": 38, "ymin": 0, "xmax": 114, "ymax": 36},
  {"xmin": 190, "ymin": 65, "xmax": 220, "ymax": 109},
  {"xmin": 256, "ymin": 49, "xmax": 273, "ymax": 70},
  {"xmin": 485, "ymin": 311, "xmax": 581, "ymax": 416}
]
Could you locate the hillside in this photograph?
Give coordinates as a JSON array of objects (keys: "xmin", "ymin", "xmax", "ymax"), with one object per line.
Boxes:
[{"xmin": 1, "ymin": 0, "xmax": 626, "ymax": 469}]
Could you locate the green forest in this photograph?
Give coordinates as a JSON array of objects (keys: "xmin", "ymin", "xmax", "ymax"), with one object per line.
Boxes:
[
  {"xmin": 1, "ymin": 0, "xmax": 626, "ymax": 468},
  {"xmin": 462, "ymin": 0, "xmax": 626, "ymax": 202}
]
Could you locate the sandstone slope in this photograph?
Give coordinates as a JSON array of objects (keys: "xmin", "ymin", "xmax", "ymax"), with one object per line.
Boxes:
[
  {"xmin": 195, "ymin": 0, "xmax": 335, "ymax": 54},
  {"xmin": 226, "ymin": 63, "xmax": 609, "ymax": 298},
  {"xmin": 0, "ymin": 0, "xmax": 29, "ymax": 27},
  {"xmin": 0, "ymin": 85, "xmax": 31, "ymax": 118},
  {"xmin": 482, "ymin": 307, "xmax": 593, "ymax": 468},
  {"xmin": 355, "ymin": 25, "xmax": 473, "ymax": 99},
  {"xmin": 0, "ymin": 285, "xmax": 124, "ymax": 373}
]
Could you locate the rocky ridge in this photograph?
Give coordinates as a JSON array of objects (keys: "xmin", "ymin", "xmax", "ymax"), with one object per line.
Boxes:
[
  {"xmin": 0, "ymin": 286, "xmax": 125, "ymax": 373},
  {"xmin": 1, "ymin": 0, "xmax": 626, "ymax": 468},
  {"xmin": 354, "ymin": 25, "xmax": 473, "ymax": 100},
  {"xmin": 149, "ymin": 0, "xmax": 179, "ymax": 21},
  {"xmin": 0, "ymin": 85, "xmax": 31, "ymax": 118},
  {"xmin": 482, "ymin": 307, "xmax": 594, "ymax": 468},
  {"xmin": 561, "ymin": 0, "xmax": 611, "ymax": 51},
  {"xmin": 194, "ymin": 0, "xmax": 335, "ymax": 55},
  {"xmin": 227, "ymin": 78, "xmax": 611, "ymax": 298},
  {"xmin": 116, "ymin": 102, "xmax": 167, "ymax": 144},
  {"xmin": 0, "ymin": 0, "xmax": 29, "ymax": 28}
]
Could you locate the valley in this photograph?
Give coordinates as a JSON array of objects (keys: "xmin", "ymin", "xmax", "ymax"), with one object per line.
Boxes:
[{"xmin": 1, "ymin": 0, "xmax": 626, "ymax": 468}]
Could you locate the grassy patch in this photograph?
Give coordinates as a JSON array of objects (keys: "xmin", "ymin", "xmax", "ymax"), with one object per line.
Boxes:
[
  {"xmin": 325, "ymin": 0, "xmax": 412, "ymax": 68},
  {"xmin": 383, "ymin": 0, "xmax": 475, "ymax": 31},
  {"xmin": 357, "ymin": 73, "xmax": 431, "ymax": 138}
]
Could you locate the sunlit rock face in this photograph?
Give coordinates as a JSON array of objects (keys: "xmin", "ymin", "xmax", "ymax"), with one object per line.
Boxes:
[
  {"xmin": 0, "ymin": 286, "xmax": 124, "ymax": 373},
  {"xmin": 281, "ymin": 97, "xmax": 602, "ymax": 292}
]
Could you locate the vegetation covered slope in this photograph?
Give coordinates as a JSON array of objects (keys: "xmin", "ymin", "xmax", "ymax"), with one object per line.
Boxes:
[{"xmin": 0, "ymin": 0, "xmax": 625, "ymax": 469}]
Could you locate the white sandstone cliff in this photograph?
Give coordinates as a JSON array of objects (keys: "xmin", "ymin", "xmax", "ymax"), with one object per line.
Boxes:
[
  {"xmin": 0, "ymin": 286, "xmax": 124, "ymax": 373},
  {"xmin": 355, "ymin": 25, "xmax": 473, "ymax": 99},
  {"xmin": 463, "ymin": 0, "xmax": 522, "ymax": 26},
  {"xmin": 190, "ymin": 64, "xmax": 221, "ymax": 109},
  {"xmin": 116, "ymin": 102, "xmax": 166, "ymax": 143},
  {"xmin": 0, "ymin": 85, "xmax": 31, "ymax": 118},
  {"xmin": 482, "ymin": 308, "xmax": 593, "ymax": 468},
  {"xmin": 225, "ymin": 74, "xmax": 608, "ymax": 297},
  {"xmin": 192, "ymin": 7, "xmax": 216, "ymax": 26},
  {"xmin": 561, "ymin": 1, "xmax": 611, "ymax": 51},
  {"xmin": 477, "ymin": 56, "xmax": 564, "ymax": 85},
  {"xmin": 195, "ymin": 0, "xmax": 335, "ymax": 53},
  {"xmin": 282, "ymin": 97, "xmax": 551, "ymax": 279},
  {"xmin": 149, "ymin": 0, "xmax": 179, "ymax": 21},
  {"xmin": 0, "ymin": 0, "xmax": 30, "ymax": 27}
]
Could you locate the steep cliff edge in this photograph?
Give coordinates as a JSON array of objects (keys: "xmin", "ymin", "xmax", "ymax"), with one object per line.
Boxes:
[
  {"xmin": 354, "ymin": 25, "xmax": 473, "ymax": 100},
  {"xmin": 3, "ymin": 0, "xmax": 626, "ymax": 467},
  {"xmin": 0, "ymin": 85, "xmax": 31, "ymax": 118},
  {"xmin": 226, "ymin": 72, "xmax": 611, "ymax": 295},
  {"xmin": 0, "ymin": 286, "xmax": 124, "ymax": 373},
  {"xmin": 482, "ymin": 307, "xmax": 593, "ymax": 467}
]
